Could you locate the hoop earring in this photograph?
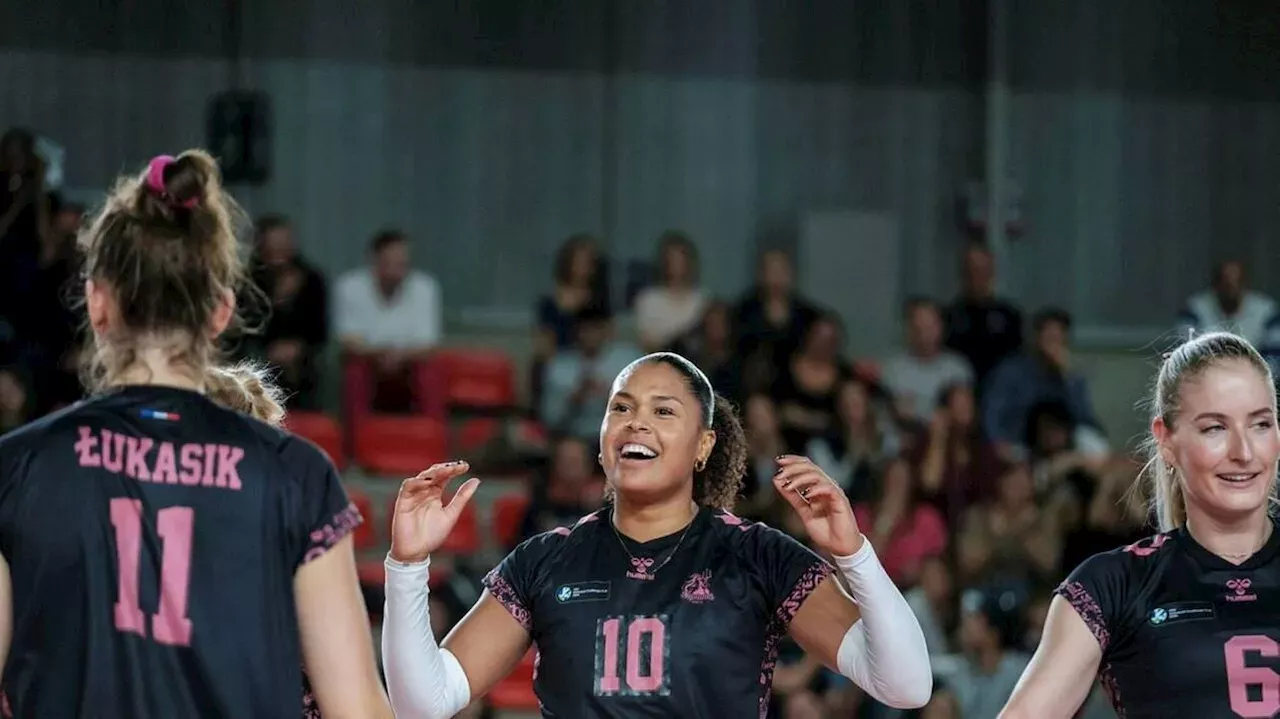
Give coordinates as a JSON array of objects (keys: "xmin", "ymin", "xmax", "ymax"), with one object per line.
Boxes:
[{"xmin": 694, "ymin": 457, "xmax": 707, "ymax": 472}]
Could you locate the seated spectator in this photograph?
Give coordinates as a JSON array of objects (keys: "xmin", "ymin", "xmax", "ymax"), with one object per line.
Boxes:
[
  {"xmin": 335, "ymin": 229, "xmax": 441, "ymax": 413},
  {"xmin": 533, "ymin": 233, "xmax": 611, "ymax": 413},
  {"xmin": 982, "ymin": 307, "xmax": 1102, "ymax": 459},
  {"xmin": 775, "ymin": 313, "xmax": 852, "ymax": 452},
  {"xmin": 540, "ymin": 306, "xmax": 637, "ymax": 444},
  {"xmin": 1176, "ymin": 259, "xmax": 1278, "ymax": 348},
  {"xmin": 634, "ymin": 230, "xmax": 706, "ymax": 352},
  {"xmin": 0, "ymin": 128, "xmax": 48, "ymax": 318},
  {"xmin": 940, "ymin": 585, "xmax": 1031, "ymax": 719},
  {"xmin": 0, "ymin": 365, "xmax": 32, "ymax": 434},
  {"xmin": 905, "ymin": 555, "xmax": 955, "ymax": 658},
  {"xmin": 21, "ymin": 193, "xmax": 81, "ymax": 412},
  {"xmin": 807, "ymin": 378, "xmax": 899, "ymax": 503},
  {"xmin": 881, "ymin": 297, "xmax": 973, "ymax": 425},
  {"xmin": 944, "ymin": 242, "xmax": 1023, "ymax": 389},
  {"xmin": 738, "ymin": 394, "xmax": 786, "ymax": 518},
  {"xmin": 732, "ymin": 248, "xmax": 819, "ymax": 381},
  {"xmin": 915, "ymin": 383, "xmax": 1004, "ymax": 527},
  {"xmin": 957, "ymin": 463, "xmax": 1062, "ymax": 585},
  {"xmin": 517, "ymin": 435, "xmax": 603, "ymax": 544},
  {"xmin": 244, "ymin": 215, "xmax": 329, "ymax": 408},
  {"xmin": 676, "ymin": 300, "xmax": 743, "ymax": 405},
  {"xmin": 852, "ymin": 457, "xmax": 947, "ymax": 585}
]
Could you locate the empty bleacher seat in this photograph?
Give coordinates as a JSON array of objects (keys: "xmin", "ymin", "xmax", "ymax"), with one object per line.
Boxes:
[
  {"xmin": 284, "ymin": 411, "xmax": 346, "ymax": 470},
  {"xmin": 491, "ymin": 493, "xmax": 530, "ymax": 550},
  {"xmin": 430, "ymin": 349, "xmax": 517, "ymax": 410},
  {"xmin": 353, "ymin": 415, "xmax": 447, "ymax": 476}
]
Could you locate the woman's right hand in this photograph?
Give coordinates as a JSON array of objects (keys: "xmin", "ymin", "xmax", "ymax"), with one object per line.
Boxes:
[{"xmin": 388, "ymin": 461, "xmax": 481, "ymax": 564}]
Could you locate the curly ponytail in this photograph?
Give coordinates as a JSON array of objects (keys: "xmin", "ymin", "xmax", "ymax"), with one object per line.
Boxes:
[{"xmin": 692, "ymin": 394, "xmax": 748, "ymax": 509}]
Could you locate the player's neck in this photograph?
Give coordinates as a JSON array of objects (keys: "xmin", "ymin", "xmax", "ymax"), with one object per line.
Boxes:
[
  {"xmin": 1184, "ymin": 507, "xmax": 1272, "ymax": 564},
  {"xmin": 113, "ymin": 348, "xmax": 204, "ymax": 393},
  {"xmin": 612, "ymin": 497, "xmax": 699, "ymax": 543}
]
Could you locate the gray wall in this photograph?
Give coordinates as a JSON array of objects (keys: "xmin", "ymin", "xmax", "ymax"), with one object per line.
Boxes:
[{"xmin": 2, "ymin": 0, "xmax": 1279, "ymax": 335}]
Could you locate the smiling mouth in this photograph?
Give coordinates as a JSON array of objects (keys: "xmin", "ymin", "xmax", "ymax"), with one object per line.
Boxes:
[
  {"xmin": 618, "ymin": 442, "xmax": 659, "ymax": 461},
  {"xmin": 1218, "ymin": 473, "xmax": 1261, "ymax": 485}
]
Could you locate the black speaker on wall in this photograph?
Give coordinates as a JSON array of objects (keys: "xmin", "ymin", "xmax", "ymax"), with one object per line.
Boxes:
[{"xmin": 207, "ymin": 90, "xmax": 271, "ymax": 185}]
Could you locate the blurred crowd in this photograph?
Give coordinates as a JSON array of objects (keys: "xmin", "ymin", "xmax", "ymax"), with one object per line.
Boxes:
[{"xmin": 3, "ymin": 125, "xmax": 1280, "ymax": 719}]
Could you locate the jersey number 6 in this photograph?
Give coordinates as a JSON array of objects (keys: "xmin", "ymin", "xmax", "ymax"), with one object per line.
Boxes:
[
  {"xmin": 1225, "ymin": 635, "xmax": 1280, "ymax": 718},
  {"xmin": 595, "ymin": 615, "xmax": 671, "ymax": 697},
  {"xmin": 109, "ymin": 498, "xmax": 195, "ymax": 647}
]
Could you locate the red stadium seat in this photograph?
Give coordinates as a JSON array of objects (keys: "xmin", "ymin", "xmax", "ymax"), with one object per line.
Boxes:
[
  {"xmin": 348, "ymin": 488, "xmax": 378, "ymax": 552},
  {"xmin": 387, "ymin": 490, "xmax": 480, "ymax": 555},
  {"xmin": 353, "ymin": 415, "xmax": 448, "ymax": 476},
  {"xmin": 454, "ymin": 417, "xmax": 501, "ymax": 452},
  {"xmin": 430, "ymin": 349, "xmax": 517, "ymax": 410},
  {"xmin": 356, "ymin": 559, "xmax": 384, "ymax": 587},
  {"xmin": 488, "ymin": 649, "xmax": 539, "ymax": 710},
  {"xmin": 491, "ymin": 493, "xmax": 530, "ymax": 549},
  {"xmin": 285, "ymin": 411, "xmax": 346, "ymax": 470}
]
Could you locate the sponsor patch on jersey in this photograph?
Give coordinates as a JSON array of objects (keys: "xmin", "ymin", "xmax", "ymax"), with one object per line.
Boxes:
[
  {"xmin": 1148, "ymin": 601, "xmax": 1216, "ymax": 627},
  {"xmin": 556, "ymin": 581, "xmax": 611, "ymax": 604}
]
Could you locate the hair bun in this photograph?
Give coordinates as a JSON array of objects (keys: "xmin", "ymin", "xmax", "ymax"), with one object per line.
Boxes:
[{"xmin": 143, "ymin": 151, "xmax": 219, "ymax": 211}]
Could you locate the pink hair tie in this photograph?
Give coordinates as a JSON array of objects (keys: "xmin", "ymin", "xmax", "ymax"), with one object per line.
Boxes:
[{"xmin": 145, "ymin": 155, "xmax": 198, "ymax": 209}]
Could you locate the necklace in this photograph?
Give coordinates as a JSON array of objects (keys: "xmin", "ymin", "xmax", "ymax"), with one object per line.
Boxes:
[{"xmin": 611, "ymin": 509, "xmax": 696, "ymax": 582}]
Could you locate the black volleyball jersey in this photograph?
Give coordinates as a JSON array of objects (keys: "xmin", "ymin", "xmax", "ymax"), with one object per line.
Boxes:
[
  {"xmin": 482, "ymin": 506, "xmax": 834, "ymax": 719},
  {"xmin": 1057, "ymin": 523, "xmax": 1280, "ymax": 719},
  {"xmin": 0, "ymin": 385, "xmax": 360, "ymax": 718}
]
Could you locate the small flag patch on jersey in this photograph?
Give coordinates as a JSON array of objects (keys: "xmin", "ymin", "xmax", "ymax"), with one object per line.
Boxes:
[{"xmin": 140, "ymin": 409, "xmax": 181, "ymax": 421}]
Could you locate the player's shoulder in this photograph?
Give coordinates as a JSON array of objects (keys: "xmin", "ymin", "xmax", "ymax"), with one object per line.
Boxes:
[
  {"xmin": 1062, "ymin": 530, "xmax": 1177, "ymax": 592},
  {"xmin": 706, "ymin": 508, "xmax": 810, "ymax": 556},
  {"xmin": 514, "ymin": 510, "xmax": 605, "ymax": 558},
  {"xmin": 0, "ymin": 400, "xmax": 84, "ymax": 462}
]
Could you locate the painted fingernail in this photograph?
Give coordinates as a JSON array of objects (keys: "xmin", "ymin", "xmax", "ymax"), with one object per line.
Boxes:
[{"xmin": 774, "ymin": 466, "xmax": 785, "ymax": 475}]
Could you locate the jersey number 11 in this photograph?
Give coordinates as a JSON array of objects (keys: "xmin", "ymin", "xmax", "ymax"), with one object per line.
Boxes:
[{"xmin": 109, "ymin": 498, "xmax": 195, "ymax": 647}]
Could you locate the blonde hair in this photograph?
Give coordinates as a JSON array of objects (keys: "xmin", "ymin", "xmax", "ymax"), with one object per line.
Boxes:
[
  {"xmin": 1140, "ymin": 331, "xmax": 1278, "ymax": 531},
  {"xmin": 205, "ymin": 361, "xmax": 286, "ymax": 426},
  {"xmin": 78, "ymin": 149, "xmax": 250, "ymax": 392}
]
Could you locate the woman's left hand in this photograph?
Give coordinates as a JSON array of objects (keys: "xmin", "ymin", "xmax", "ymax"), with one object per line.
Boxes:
[{"xmin": 773, "ymin": 455, "xmax": 865, "ymax": 557}]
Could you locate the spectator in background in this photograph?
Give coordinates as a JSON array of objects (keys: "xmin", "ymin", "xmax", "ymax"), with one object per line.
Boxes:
[
  {"xmin": 1176, "ymin": 259, "xmax": 1279, "ymax": 350},
  {"xmin": 851, "ymin": 456, "xmax": 947, "ymax": 585},
  {"xmin": 676, "ymin": 301, "xmax": 743, "ymax": 405},
  {"xmin": 739, "ymin": 394, "xmax": 786, "ymax": 518},
  {"xmin": 957, "ymin": 463, "xmax": 1062, "ymax": 585},
  {"xmin": 516, "ymin": 435, "xmax": 603, "ymax": 545},
  {"xmin": 916, "ymin": 383, "xmax": 1004, "ymax": 527},
  {"xmin": 0, "ymin": 128, "xmax": 49, "ymax": 319},
  {"xmin": 733, "ymin": 248, "xmax": 819, "ymax": 376},
  {"xmin": 0, "ymin": 365, "xmax": 32, "ymax": 433},
  {"xmin": 20, "ymin": 193, "xmax": 82, "ymax": 412},
  {"xmin": 982, "ymin": 307, "xmax": 1102, "ymax": 459},
  {"xmin": 807, "ymin": 378, "xmax": 898, "ymax": 503},
  {"xmin": 941, "ymin": 585, "xmax": 1031, "ymax": 719},
  {"xmin": 775, "ymin": 313, "xmax": 852, "ymax": 452},
  {"xmin": 540, "ymin": 305, "xmax": 636, "ymax": 445},
  {"xmin": 245, "ymin": 215, "xmax": 329, "ymax": 408},
  {"xmin": 336, "ymin": 229, "xmax": 441, "ymax": 413},
  {"xmin": 634, "ymin": 230, "xmax": 706, "ymax": 352},
  {"xmin": 905, "ymin": 555, "xmax": 955, "ymax": 658},
  {"xmin": 881, "ymin": 297, "xmax": 973, "ymax": 425},
  {"xmin": 533, "ymin": 233, "xmax": 611, "ymax": 410},
  {"xmin": 944, "ymin": 242, "xmax": 1023, "ymax": 388}
]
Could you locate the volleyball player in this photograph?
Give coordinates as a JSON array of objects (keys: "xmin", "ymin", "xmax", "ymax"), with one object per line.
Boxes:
[
  {"xmin": 1001, "ymin": 332, "xmax": 1280, "ymax": 718},
  {"xmin": 382, "ymin": 351, "xmax": 932, "ymax": 717},
  {"xmin": 0, "ymin": 151, "xmax": 391, "ymax": 717}
]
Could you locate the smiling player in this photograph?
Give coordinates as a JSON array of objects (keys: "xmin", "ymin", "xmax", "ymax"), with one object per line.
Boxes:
[
  {"xmin": 1002, "ymin": 332, "xmax": 1280, "ymax": 719},
  {"xmin": 381, "ymin": 351, "xmax": 931, "ymax": 718}
]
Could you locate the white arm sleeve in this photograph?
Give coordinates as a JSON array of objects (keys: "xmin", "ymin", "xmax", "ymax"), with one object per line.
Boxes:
[
  {"xmin": 381, "ymin": 556, "xmax": 472, "ymax": 719},
  {"xmin": 832, "ymin": 541, "xmax": 933, "ymax": 709}
]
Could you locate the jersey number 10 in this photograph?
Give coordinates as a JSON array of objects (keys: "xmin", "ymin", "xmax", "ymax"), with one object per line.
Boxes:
[
  {"xmin": 594, "ymin": 615, "xmax": 671, "ymax": 697},
  {"xmin": 109, "ymin": 498, "xmax": 195, "ymax": 647}
]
